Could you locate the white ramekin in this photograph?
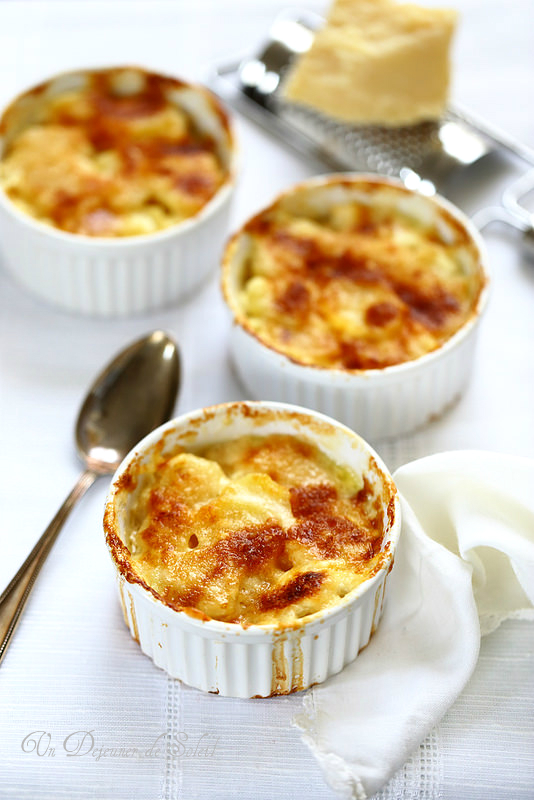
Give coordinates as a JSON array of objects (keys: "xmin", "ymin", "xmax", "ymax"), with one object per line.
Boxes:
[
  {"xmin": 221, "ymin": 174, "xmax": 490, "ymax": 442},
  {"xmin": 0, "ymin": 67, "xmax": 237, "ymax": 316},
  {"xmin": 104, "ymin": 401, "xmax": 400, "ymax": 698}
]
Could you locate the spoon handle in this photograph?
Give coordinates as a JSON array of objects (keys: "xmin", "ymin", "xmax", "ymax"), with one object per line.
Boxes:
[{"xmin": 0, "ymin": 469, "xmax": 98, "ymax": 666}]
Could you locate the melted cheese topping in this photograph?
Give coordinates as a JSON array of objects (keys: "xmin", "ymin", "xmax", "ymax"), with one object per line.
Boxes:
[
  {"xmin": 229, "ymin": 182, "xmax": 484, "ymax": 370},
  {"xmin": 123, "ymin": 434, "xmax": 389, "ymax": 626},
  {"xmin": 0, "ymin": 68, "xmax": 229, "ymax": 236}
]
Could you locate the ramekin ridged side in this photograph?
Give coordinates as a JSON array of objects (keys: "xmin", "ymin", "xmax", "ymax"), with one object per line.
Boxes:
[
  {"xmin": 227, "ymin": 314, "xmax": 480, "ymax": 442},
  {"xmin": 221, "ymin": 174, "xmax": 490, "ymax": 442},
  {"xmin": 0, "ymin": 185, "xmax": 233, "ymax": 315},
  {"xmin": 104, "ymin": 401, "xmax": 400, "ymax": 698},
  {"xmin": 0, "ymin": 67, "xmax": 237, "ymax": 316},
  {"xmin": 116, "ymin": 570, "xmax": 387, "ymax": 698}
]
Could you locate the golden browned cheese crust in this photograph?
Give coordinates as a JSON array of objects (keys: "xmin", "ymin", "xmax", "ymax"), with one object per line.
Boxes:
[
  {"xmin": 0, "ymin": 68, "xmax": 229, "ymax": 236},
  {"xmin": 230, "ymin": 183, "xmax": 485, "ymax": 370},
  {"xmin": 119, "ymin": 434, "xmax": 391, "ymax": 626}
]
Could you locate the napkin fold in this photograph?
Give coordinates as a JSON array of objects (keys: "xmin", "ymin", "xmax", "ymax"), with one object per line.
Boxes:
[{"xmin": 294, "ymin": 451, "xmax": 534, "ymax": 800}]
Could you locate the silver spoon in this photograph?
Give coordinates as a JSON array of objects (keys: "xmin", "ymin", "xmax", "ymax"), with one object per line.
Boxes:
[{"xmin": 0, "ymin": 330, "xmax": 180, "ymax": 665}]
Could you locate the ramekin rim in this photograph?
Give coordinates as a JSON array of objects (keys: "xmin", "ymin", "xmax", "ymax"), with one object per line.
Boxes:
[{"xmin": 104, "ymin": 399, "xmax": 401, "ymax": 637}]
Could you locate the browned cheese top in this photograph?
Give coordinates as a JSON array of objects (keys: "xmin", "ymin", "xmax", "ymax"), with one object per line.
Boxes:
[
  {"xmin": 229, "ymin": 183, "xmax": 485, "ymax": 371},
  {"xmin": 0, "ymin": 67, "xmax": 230, "ymax": 236},
  {"xmin": 112, "ymin": 433, "xmax": 394, "ymax": 626}
]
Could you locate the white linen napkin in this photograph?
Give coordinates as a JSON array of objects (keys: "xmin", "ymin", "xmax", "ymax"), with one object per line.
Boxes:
[{"xmin": 294, "ymin": 451, "xmax": 534, "ymax": 800}]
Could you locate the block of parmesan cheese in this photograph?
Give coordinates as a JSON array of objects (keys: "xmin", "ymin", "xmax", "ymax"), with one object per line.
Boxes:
[{"xmin": 282, "ymin": 0, "xmax": 458, "ymax": 127}]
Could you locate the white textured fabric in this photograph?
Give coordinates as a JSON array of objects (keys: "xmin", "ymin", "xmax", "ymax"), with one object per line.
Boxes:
[
  {"xmin": 396, "ymin": 452, "xmax": 534, "ymax": 631},
  {"xmin": 296, "ymin": 452, "xmax": 534, "ymax": 799}
]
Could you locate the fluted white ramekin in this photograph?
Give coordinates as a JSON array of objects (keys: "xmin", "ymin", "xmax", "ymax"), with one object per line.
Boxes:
[
  {"xmin": 104, "ymin": 401, "xmax": 400, "ymax": 698},
  {"xmin": 221, "ymin": 174, "xmax": 490, "ymax": 442},
  {"xmin": 0, "ymin": 67, "xmax": 237, "ymax": 316}
]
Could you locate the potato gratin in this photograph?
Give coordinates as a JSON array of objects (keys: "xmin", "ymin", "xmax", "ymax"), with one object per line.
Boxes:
[
  {"xmin": 0, "ymin": 67, "xmax": 230, "ymax": 237},
  {"xmin": 108, "ymin": 432, "xmax": 392, "ymax": 627},
  {"xmin": 224, "ymin": 178, "xmax": 485, "ymax": 371}
]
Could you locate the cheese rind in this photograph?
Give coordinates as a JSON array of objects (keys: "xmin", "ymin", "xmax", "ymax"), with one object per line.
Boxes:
[{"xmin": 283, "ymin": 0, "xmax": 458, "ymax": 126}]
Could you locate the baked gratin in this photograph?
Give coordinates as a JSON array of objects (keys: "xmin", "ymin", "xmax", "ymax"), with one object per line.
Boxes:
[
  {"xmin": 223, "ymin": 177, "xmax": 486, "ymax": 371},
  {"xmin": 104, "ymin": 401, "xmax": 400, "ymax": 695},
  {"xmin": 106, "ymin": 429, "xmax": 394, "ymax": 627},
  {"xmin": 0, "ymin": 67, "xmax": 232, "ymax": 237}
]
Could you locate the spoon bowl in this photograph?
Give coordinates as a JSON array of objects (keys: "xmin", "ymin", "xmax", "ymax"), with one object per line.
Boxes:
[
  {"xmin": 76, "ymin": 331, "xmax": 180, "ymax": 473},
  {"xmin": 0, "ymin": 330, "xmax": 180, "ymax": 664}
]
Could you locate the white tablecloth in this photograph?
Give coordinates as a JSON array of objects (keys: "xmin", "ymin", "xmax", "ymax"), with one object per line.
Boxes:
[{"xmin": 0, "ymin": 1, "xmax": 533, "ymax": 798}]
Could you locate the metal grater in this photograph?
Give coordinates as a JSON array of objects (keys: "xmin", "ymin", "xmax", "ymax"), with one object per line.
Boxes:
[{"xmin": 209, "ymin": 8, "xmax": 534, "ymax": 237}]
